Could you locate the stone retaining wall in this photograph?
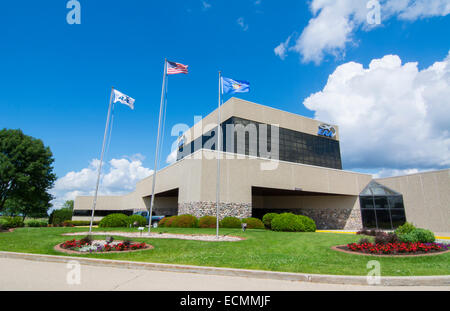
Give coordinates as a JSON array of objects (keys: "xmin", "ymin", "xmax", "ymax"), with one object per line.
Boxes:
[
  {"xmin": 299, "ymin": 207, "xmax": 362, "ymax": 230},
  {"xmin": 178, "ymin": 202, "xmax": 252, "ymax": 220},
  {"xmin": 179, "ymin": 201, "xmax": 362, "ymax": 230}
]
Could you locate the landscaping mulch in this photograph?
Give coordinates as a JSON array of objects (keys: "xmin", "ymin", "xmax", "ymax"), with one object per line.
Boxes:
[
  {"xmin": 0, "ymin": 228, "xmax": 16, "ymax": 233},
  {"xmin": 332, "ymin": 245, "xmax": 450, "ymax": 257},
  {"xmin": 54, "ymin": 242, "xmax": 154, "ymax": 255}
]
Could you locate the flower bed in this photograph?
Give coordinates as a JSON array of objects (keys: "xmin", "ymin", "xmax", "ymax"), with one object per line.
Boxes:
[
  {"xmin": 59, "ymin": 239, "xmax": 150, "ymax": 253},
  {"xmin": 342, "ymin": 242, "xmax": 450, "ymax": 256}
]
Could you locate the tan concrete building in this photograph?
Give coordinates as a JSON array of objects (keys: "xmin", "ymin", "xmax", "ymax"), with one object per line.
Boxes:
[
  {"xmin": 376, "ymin": 170, "xmax": 450, "ymax": 232},
  {"xmin": 74, "ymin": 98, "xmax": 450, "ymax": 231}
]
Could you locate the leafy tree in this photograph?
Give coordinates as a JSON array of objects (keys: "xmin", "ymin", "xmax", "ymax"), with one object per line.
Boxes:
[
  {"xmin": 0, "ymin": 129, "xmax": 56, "ymax": 217},
  {"xmin": 62, "ymin": 200, "xmax": 74, "ymax": 210},
  {"xmin": 48, "ymin": 200, "xmax": 74, "ymax": 225}
]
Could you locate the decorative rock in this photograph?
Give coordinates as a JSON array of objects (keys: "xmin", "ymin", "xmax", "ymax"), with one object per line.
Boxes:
[{"xmin": 178, "ymin": 202, "xmax": 252, "ymax": 220}]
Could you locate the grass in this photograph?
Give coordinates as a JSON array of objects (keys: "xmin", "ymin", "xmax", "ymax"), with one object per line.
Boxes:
[{"xmin": 0, "ymin": 226, "xmax": 449, "ymax": 276}]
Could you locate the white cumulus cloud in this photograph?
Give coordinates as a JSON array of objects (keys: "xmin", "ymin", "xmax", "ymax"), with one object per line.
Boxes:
[
  {"xmin": 50, "ymin": 155, "xmax": 153, "ymax": 209},
  {"xmin": 166, "ymin": 149, "xmax": 178, "ymax": 165},
  {"xmin": 276, "ymin": 0, "xmax": 450, "ymax": 64},
  {"xmin": 237, "ymin": 17, "xmax": 249, "ymax": 31},
  {"xmin": 274, "ymin": 36, "xmax": 291, "ymax": 60},
  {"xmin": 202, "ymin": 1, "xmax": 211, "ymax": 11},
  {"xmin": 303, "ymin": 52, "xmax": 450, "ymax": 173}
]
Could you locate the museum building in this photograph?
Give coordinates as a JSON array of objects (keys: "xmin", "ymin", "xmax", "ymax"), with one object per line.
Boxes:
[{"xmin": 73, "ymin": 98, "xmax": 450, "ymax": 232}]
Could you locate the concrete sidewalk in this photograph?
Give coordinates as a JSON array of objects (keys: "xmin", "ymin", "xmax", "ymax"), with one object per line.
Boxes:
[{"xmin": 1, "ymin": 257, "xmax": 449, "ymax": 291}]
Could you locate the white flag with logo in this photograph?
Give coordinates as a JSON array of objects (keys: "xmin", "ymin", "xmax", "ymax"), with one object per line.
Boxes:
[{"xmin": 113, "ymin": 89, "xmax": 135, "ymax": 110}]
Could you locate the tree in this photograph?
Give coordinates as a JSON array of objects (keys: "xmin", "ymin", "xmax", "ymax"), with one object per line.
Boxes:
[
  {"xmin": 62, "ymin": 200, "xmax": 74, "ymax": 211},
  {"xmin": 48, "ymin": 200, "xmax": 74, "ymax": 225},
  {"xmin": 0, "ymin": 129, "xmax": 56, "ymax": 217}
]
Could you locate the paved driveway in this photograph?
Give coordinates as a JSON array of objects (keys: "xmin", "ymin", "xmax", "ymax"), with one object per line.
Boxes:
[{"xmin": 0, "ymin": 257, "xmax": 448, "ymax": 291}]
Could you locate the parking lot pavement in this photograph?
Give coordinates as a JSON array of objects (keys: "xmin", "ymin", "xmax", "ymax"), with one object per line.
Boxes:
[{"xmin": 0, "ymin": 257, "xmax": 448, "ymax": 291}]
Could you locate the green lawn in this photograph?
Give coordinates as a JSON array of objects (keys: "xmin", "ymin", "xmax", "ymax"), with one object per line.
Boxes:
[{"xmin": 0, "ymin": 227, "xmax": 449, "ymax": 276}]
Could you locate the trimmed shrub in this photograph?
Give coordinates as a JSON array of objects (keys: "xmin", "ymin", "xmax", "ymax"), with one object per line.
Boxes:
[
  {"xmin": 262, "ymin": 213, "xmax": 278, "ymax": 229},
  {"xmin": 220, "ymin": 217, "xmax": 242, "ymax": 228},
  {"xmin": 98, "ymin": 213, "xmax": 129, "ymax": 228},
  {"xmin": 50, "ymin": 208, "xmax": 73, "ymax": 226},
  {"xmin": 398, "ymin": 228, "xmax": 435, "ymax": 243},
  {"xmin": 0, "ymin": 216, "xmax": 25, "ymax": 229},
  {"xmin": 242, "ymin": 217, "xmax": 265, "ymax": 229},
  {"xmin": 413, "ymin": 229, "xmax": 435, "ymax": 243},
  {"xmin": 127, "ymin": 215, "xmax": 147, "ymax": 227},
  {"xmin": 171, "ymin": 214, "xmax": 199, "ymax": 228},
  {"xmin": 25, "ymin": 219, "xmax": 48, "ymax": 227},
  {"xmin": 271, "ymin": 213, "xmax": 303, "ymax": 232},
  {"xmin": 297, "ymin": 215, "xmax": 316, "ymax": 232},
  {"xmin": 11, "ymin": 216, "xmax": 24, "ymax": 228},
  {"xmin": 0, "ymin": 218, "xmax": 9, "ymax": 230},
  {"xmin": 198, "ymin": 216, "xmax": 217, "ymax": 228},
  {"xmin": 395, "ymin": 222, "xmax": 416, "ymax": 236},
  {"xmin": 159, "ymin": 216, "xmax": 177, "ymax": 228}
]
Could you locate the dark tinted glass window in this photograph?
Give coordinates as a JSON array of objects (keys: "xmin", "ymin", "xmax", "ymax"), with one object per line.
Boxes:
[
  {"xmin": 361, "ymin": 209, "xmax": 377, "ymax": 228},
  {"xmin": 360, "ymin": 181, "xmax": 406, "ymax": 230},
  {"xmin": 177, "ymin": 116, "xmax": 342, "ymax": 170},
  {"xmin": 360, "ymin": 197, "xmax": 374, "ymax": 209},
  {"xmin": 390, "ymin": 209, "xmax": 407, "ymax": 227},
  {"xmin": 374, "ymin": 197, "xmax": 389, "ymax": 209},
  {"xmin": 388, "ymin": 196, "xmax": 404, "ymax": 209},
  {"xmin": 375, "ymin": 210, "xmax": 392, "ymax": 229}
]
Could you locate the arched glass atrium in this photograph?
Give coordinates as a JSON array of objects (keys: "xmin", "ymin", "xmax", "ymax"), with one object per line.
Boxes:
[{"xmin": 359, "ymin": 181, "xmax": 407, "ymax": 229}]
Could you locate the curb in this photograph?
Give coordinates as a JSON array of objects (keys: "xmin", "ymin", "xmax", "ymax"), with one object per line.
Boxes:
[{"xmin": 0, "ymin": 251, "xmax": 449, "ymax": 286}]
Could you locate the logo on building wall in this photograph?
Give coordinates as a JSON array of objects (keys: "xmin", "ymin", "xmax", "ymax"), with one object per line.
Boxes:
[{"xmin": 318, "ymin": 124, "xmax": 336, "ymax": 138}]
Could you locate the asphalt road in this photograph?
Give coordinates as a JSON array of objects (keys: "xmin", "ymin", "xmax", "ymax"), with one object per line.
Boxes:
[{"xmin": 0, "ymin": 257, "xmax": 448, "ymax": 291}]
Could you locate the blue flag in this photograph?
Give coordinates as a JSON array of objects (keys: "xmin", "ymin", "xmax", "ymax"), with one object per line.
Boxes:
[{"xmin": 221, "ymin": 77, "xmax": 250, "ymax": 94}]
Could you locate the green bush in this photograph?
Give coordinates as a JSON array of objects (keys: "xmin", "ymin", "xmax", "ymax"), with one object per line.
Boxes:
[
  {"xmin": 25, "ymin": 219, "xmax": 48, "ymax": 227},
  {"xmin": 50, "ymin": 208, "xmax": 73, "ymax": 225},
  {"xmin": 395, "ymin": 222, "xmax": 416, "ymax": 236},
  {"xmin": 0, "ymin": 218, "xmax": 9, "ymax": 230},
  {"xmin": 297, "ymin": 215, "xmax": 316, "ymax": 232},
  {"xmin": 262, "ymin": 213, "xmax": 278, "ymax": 229},
  {"xmin": 271, "ymin": 213, "xmax": 303, "ymax": 232},
  {"xmin": 127, "ymin": 215, "xmax": 147, "ymax": 227},
  {"xmin": 199, "ymin": 216, "xmax": 217, "ymax": 228},
  {"xmin": 159, "ymin": 216, "xmax": 177, "ymax": 227},
  {"xmin": 171, "ymin": 214, "xmax": 199, "ymax": 228},
  {"xmin": 98, "ymin": 213, "xmax": 129, "ymax": 228},
  {"xmin": 398, "ymin": 228, "xmax": 435, "ymax": 243},
  {"xmin": 242, "ymin": 217, "xmax": 265, "ymax": 229},
  {"xmin": 220, "ymin": 216, "xmax": 242, "ymax": 228},
  {"xmin": 0, "ymin": 216, "xmax": 25, "ymax": 229},
  {"xmin": 11, "ymin": 216, "xmax": 24, "ymax": 228}
]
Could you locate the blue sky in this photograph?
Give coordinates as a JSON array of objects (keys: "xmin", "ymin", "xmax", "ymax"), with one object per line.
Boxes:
[{"xmin": 1, "ymin": 1, "xmax": 449, "ymax": 207}]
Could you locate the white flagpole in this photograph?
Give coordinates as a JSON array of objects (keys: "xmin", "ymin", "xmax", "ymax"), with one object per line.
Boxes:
[
  {"xmin": 216, "ymin": 71, "xmax": 222, "ymax": 238},
  {"xmin": 89, "ymin": 87, "xmax": 114, "ymax": 234},
  {"xmin": 148, "ymin": 59, "xmax": 167, "ymax": 233}
]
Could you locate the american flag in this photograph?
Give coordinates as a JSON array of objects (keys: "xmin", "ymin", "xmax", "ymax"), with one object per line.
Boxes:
[{"xmin": 167, "ymin": 61, "xmax": 188, "ymax": 75}]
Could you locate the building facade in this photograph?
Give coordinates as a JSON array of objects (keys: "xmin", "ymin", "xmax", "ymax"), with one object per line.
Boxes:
[{"xmin": 74, "ymin": 98, "xmax": 450, "ymax": 232}]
